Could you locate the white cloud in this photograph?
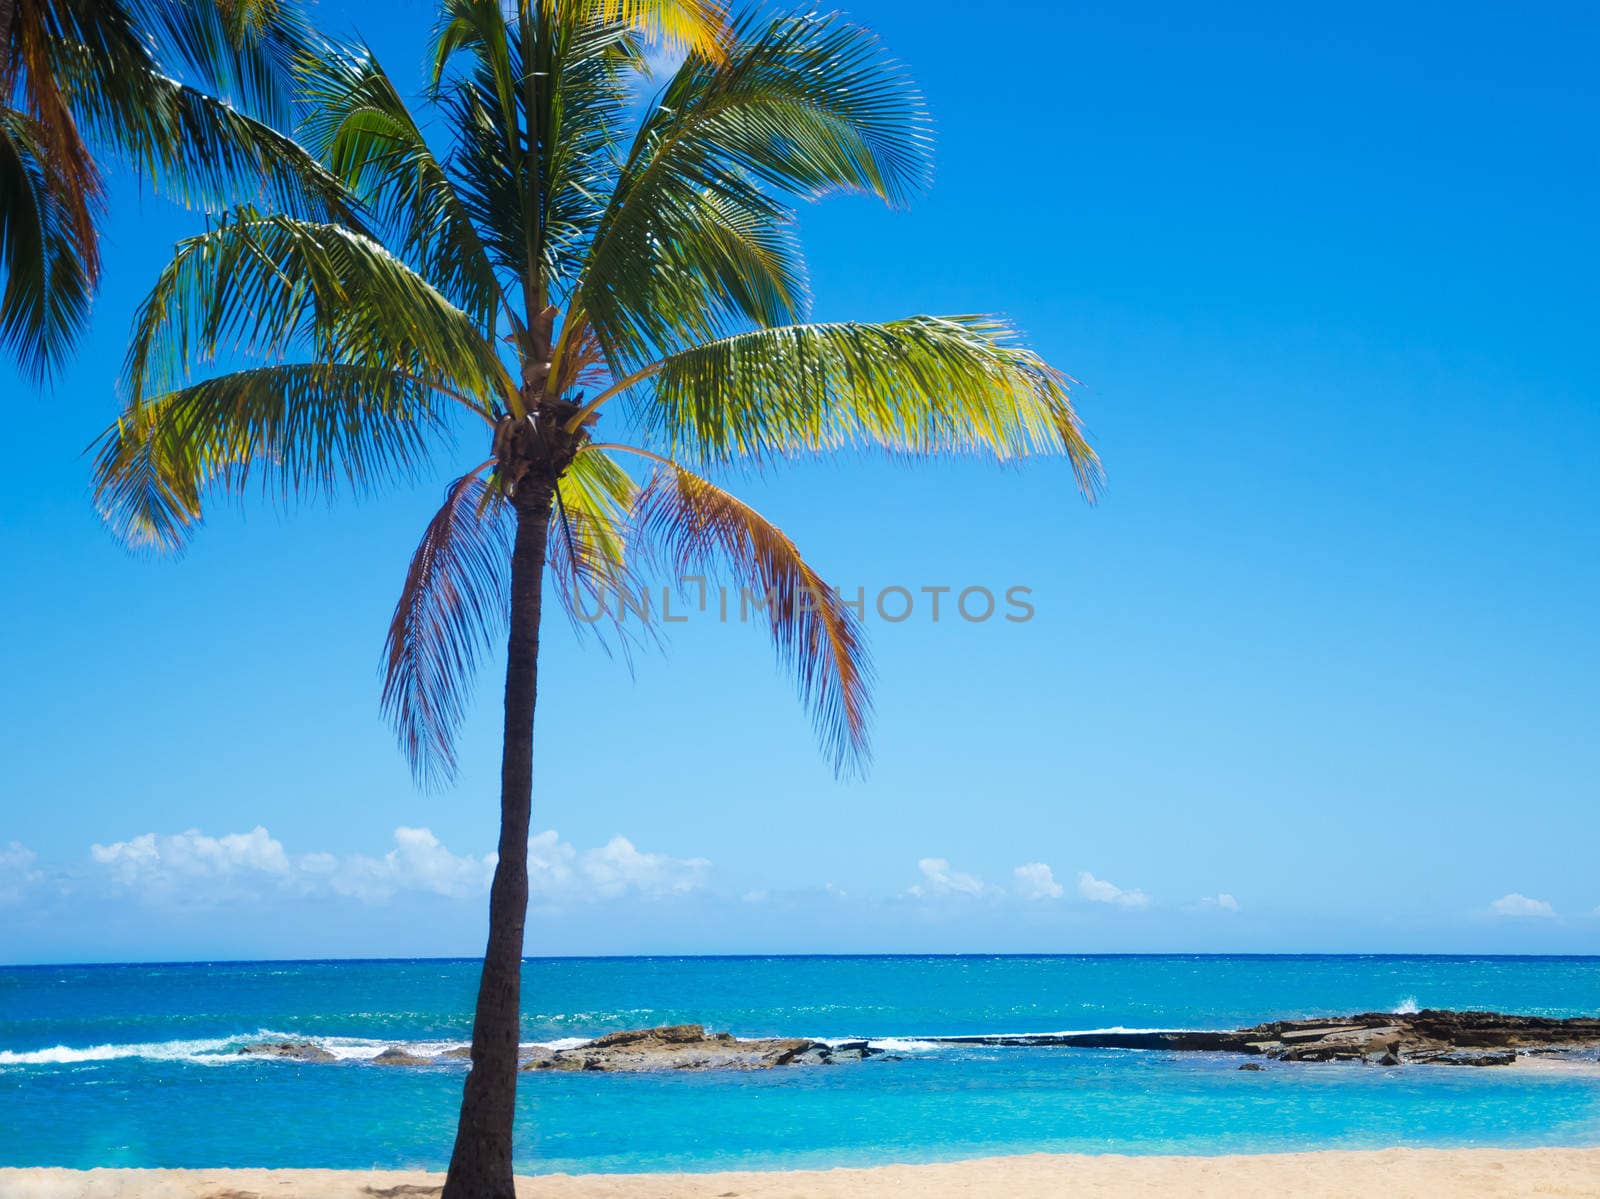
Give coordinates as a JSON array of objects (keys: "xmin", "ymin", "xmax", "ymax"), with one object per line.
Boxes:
[
  {"xmin": 1077, "ymin": 871, "xmax": 1150, "ymax": 909},
  {"xmin": 1013, "ymin": 862, "xmax": 1064, "ymax": 901},
  {"xmin": 907, "ymin": 857, "xmax": 986, "ymax": 898},
  {"xmin": 1490, "ymin": 892, "xmax": 1555, "ymax": 919},
  {"xmin": 0, "ymin": 842, "xmax": 40, "ymax": 905},
  {"xmin": 90, "ymin": 827, "xmax": 293, "ymax": 896},
  {"xmin": 524, "ymin": 831, "xmax": 709, "ymax": 902},
  {"xmin": 327, "ymin": 827, "xmax": 495, "ymax": 903},
  {"xmin": 573, "ymin": 835, "xmax": 710, "ymax": 900},
  {"xmin": 1200, "ymin": 892, "xmax": 1241, "ymax": 912},
  {"xmin": 88, "ymin": 825, "xmax": 710, "ymax": 906}
]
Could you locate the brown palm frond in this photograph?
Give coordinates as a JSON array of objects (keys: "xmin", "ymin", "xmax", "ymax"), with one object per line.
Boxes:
[
  {"xmin": 381, "ymin": 466, "xmax": 513, "ymax": 786},
  {"xmin": 550, "ymin": 317, "xmax": 612, "ymax": 401},
  {"xmin": 632, "ymin": 461, "xmax": 871, "ymax": 773},
  {"xmin": 11, "ymin": 0, "xmax": 103, "ymax": 282}
]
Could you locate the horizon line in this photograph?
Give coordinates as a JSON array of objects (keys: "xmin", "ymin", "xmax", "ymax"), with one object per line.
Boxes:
[{"xmin": 5, "ymin": 950, "xmax": 1599, "ymax": 970}]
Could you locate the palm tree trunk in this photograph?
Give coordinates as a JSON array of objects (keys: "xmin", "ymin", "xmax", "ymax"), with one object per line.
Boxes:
[{"xmin": 442, "ymin": 479, "xmax": 555, "ymax": 1199}]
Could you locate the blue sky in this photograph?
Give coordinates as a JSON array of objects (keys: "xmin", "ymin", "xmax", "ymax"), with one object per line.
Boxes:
[{"xmin": 3, "ymin": 0, "xmax": 1599, "ymax": 963}]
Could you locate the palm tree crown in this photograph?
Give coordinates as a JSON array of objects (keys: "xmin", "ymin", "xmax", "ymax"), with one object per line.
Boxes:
[{"xmin": 92, "ymin": 2, "xmax": 1100, "ymax": 1193}]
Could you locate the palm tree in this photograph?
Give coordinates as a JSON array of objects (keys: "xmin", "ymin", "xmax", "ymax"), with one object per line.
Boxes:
[
  {"xmin": 0, "ymin": 0, "xmax": 347, "ymax": 380},
  {"xmin": 91, "ymin": 2, "xmax": 1101, "ymax": 1194}
]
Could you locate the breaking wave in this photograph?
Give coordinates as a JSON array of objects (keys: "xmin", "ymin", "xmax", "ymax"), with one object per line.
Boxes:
[
  {"xmin": 0, "ymin": 1025, "xmax": 1201, "ymax": 1068},
  {"xmin": 0, "ymin": 1031, "xmax": 584, "ymax": 1067}
]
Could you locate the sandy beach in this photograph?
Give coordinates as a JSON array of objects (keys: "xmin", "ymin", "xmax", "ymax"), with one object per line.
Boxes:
[{"xmin": 5, "ymin": 1149, "xmax": 1600, "ymax": 1199}]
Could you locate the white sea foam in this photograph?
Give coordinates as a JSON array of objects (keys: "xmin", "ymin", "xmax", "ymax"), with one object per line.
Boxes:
[
  {"xmin": 0, "ymin": 1035, "xmax": 247, "ymax": 1066},
  {"xmin": 0, "ymin": 1030, "xmax": 465, "ymax": 1067},
  {"xmin": 531, "ymin": 1037, "xmax": 590, "ymax": 1053},
  {"xmin": 863, "ymin": 1037, "xmax": 942, "ymax": 1053},
  {"xmin": 812, "ymin": 1026, "xmax": 1189, "ymax": 1053},
  {"xmin": 1394, "ymin": 997, "xmax": 1420, "ymax": 1015}
]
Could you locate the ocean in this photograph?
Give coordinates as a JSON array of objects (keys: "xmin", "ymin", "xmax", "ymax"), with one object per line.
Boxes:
[{"xmin": 3, "ymin": 955, "xmax": 1598, "ymax": 1174}]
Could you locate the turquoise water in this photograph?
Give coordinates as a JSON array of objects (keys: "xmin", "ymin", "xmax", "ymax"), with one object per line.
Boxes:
[{"xmin": 3, "ymin": 955, "xmax": 1599, "ymax": 1172}]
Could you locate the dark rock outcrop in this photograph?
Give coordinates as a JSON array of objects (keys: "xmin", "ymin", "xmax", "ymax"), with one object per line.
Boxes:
[
  {"xmin": 237, "ymin": 1041, "xmax": 337, "ymax": 1063},
  {"xmin": 519, "ymin": 1024, "xmax": 881, "ymax": 1073},
  {"xmin": 371, "ymin": 1047, "xmax": 433, "ymax": 1066},
  {"xmin": 926, "ymin": 1010, "xmax": 1600, "ymax": 1067},
  {"xmin": 1217, "ymin": 1010, "xmax": 1600, "ymax": 1067}
]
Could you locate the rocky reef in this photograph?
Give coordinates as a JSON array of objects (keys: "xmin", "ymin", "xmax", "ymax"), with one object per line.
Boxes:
[
  {"xmin": 235, "ymin": 1025, "xmax": 879, "ymax": 1073},
  {"xmin": 236, "ymin": 1041, "xmax": 337, "ymax": 1062},
  {"xmin": 518, "ymin": 1024, "xmax": 880, "ymax": 1072},
  {"xmin": 233, "ymin": 1011, "xmax": 1600, "ymax": 1073},
  {"xmin": 928, "ymin": 1010, "xmax": 1600, "ymax": 1067}
]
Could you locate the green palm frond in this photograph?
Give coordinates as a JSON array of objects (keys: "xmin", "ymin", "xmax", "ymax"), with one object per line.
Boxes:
[
  {"xmin": 431, "ymin": 58, "xmax": 531, "ymax": 293},
  {"xmin": 123, "ymin": 75, "xmax": 356, "ymax": 220},
  {"xmin": 382, "ymin": 469, "xmax": 513, "ymax": 786},
  {"xmin": 124, "ymin": 210, "xmax": 511, "ymax": 411},
  {"xmin": 530, "ymin": 7, "xmax": 642, "ymax": 298},
  {"xmin": 631, "ymin": 458, "xmax": 871, "ymax": 773},
  {"xmin": 141, "ymin": 0, "xmax": 314, "ymax": 128},
  {"xmin": 430, "ymin": 0, "xmax": 523, "ymax": 127},
  {"xmin": 550, "ymin": 445, "xmax": 639, "ymax": 631},
  {"xmin": 619, "ymin": 316, "xmax": 1101, "ymax": 492},
  {"xmin": 574, "ymin": 8, "xmax": 927, "ymax": 365},
  {"xmin": 0, "ymin": 111, "xmax": 97, "ymax": 383},
  {"xmin": 92, "ymin": 363, "xmax": 449, "ymax": 551},
  {"xmin": 564, "ymin": 174, "xmax": 807, "ymax": 370},
  {"xmin": 38, "ymin": 0, "xmax": 342, "ymax": 223},
  {"xmin": 300, "ymin": 46, "xmax": 502, "ymax": 325}
]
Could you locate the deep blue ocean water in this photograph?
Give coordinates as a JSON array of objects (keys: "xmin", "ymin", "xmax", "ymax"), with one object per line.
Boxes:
[{"xmin": 2, "ymin": 955, "xmax": 1599, "ymax": 1173}]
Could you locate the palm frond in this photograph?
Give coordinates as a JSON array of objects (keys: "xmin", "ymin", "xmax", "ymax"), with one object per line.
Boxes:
[
  {"xmin": 0, "ymin": 110, "xmax": 97, "ymax": 382},
  {"xmin": 532, "ymin": 6, "xmax": 643, "ymax": 299},
  {"xmin": 636, "ymin": 316, "xmax": 1102, "ymax": 492},
  {"xmin": 299, "ymin": 45, "xmax": 501, "ymax": 325},
  {"xmin": 140, "ymin": 0, "xmax": 314, "ymax": 128},
  {"xmin": 428, "ymin": 0, "xmax": 537, "ymax": 302},
  {"xmin": 574, "ymin": 8, "xmax": 926, "ymax": 364},
  {"xmin": 92, "ymin": 363, "xmax": 449, "ymax": 551},
  {"xmin": 570, "ymin": 174, "xmax": 807, "ymax": 367},
  {"xmin": 9, "ymin": 0, "xmax": 106, "ymax": 292},
  {"xmin": 549, "ymin": 445, "xmax": 639, "ymax": 632},
  {"xmin": 430, "ymin": 0, "xmax": 522, "ymax": 122},
  {"xmin": 382, "ymin": 469, "xmax": 514, "ymax": 786},
  {"xmin": 40, "ymin": 0, "xmax": 339, "ymax": 224},
  {"xmin": 582, "ymin": 0, "xmax": 727, "ymax": 59},
  {"xmin": 632, "ymin": 460, "xmax": 871, "ymax": 773},
  {"xmin": 124, "ymin": 210, "xmax": 511, "ymax": 413},
  {"xmin": 115, "ymin": 74, "xmax": 357, "ymax": 220}
]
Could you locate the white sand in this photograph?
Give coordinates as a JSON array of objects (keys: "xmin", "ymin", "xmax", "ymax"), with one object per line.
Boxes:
[{"xmin": 6, "ymin": 1150, "xmax": 1600, "ymax": 1198}]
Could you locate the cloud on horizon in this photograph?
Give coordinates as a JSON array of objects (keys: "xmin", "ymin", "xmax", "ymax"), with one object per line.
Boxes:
[
  {"xmin": 1013, "ymin": 862, "xmax": 1064, "ymax": 901},
  {"xmin": 1489, "ymin": 892, "xmax": 1555, "ymax": 919},
  {"xmin": 0, "ymin": 842, "xmax": 40, "ymax": 905},
  {"xmin": 1077, "ymin": 871, "xmax": 1150, "ymax": 909},
  {"xmin": 906, "ymin": 857, "xmax": 986, "ymax": 898},
  {"xmin": 85, "ymin": 826, "xmax": 711, "ymax": 908}
]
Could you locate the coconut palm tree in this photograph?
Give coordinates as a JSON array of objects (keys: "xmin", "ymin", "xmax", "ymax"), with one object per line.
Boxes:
[
  {"xmin": 91, "ymin": 2, "xmax": 1100, "ymax": 1194},
  {"xmin": 0, "ymin": 0, "xmax": 347, "ymax": 381}
]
